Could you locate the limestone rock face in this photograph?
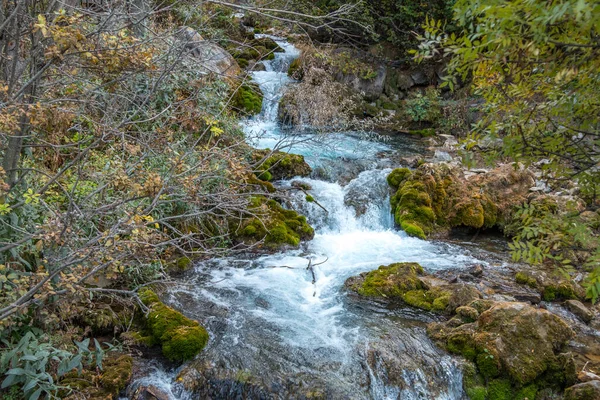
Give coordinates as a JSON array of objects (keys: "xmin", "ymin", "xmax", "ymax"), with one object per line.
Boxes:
[{"xmin": 387, "ymin": 163, "xmax": 535, "ymax": 239}]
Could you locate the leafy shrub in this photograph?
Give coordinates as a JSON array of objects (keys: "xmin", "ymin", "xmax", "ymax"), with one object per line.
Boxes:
[{"xmin": 0, "ymin": 333, "xmax": 104, "ymax": 400}]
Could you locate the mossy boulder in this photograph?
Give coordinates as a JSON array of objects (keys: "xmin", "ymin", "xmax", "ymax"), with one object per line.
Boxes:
[
  {"xmin": 61, "ymin": 354, "xmax": 133, "ymax": 399},
  {"xmin": 139, "ymin": 289, "xmax": 208, "ymax": 362},
  {"xmin": 232, "ymin": 82, "xmax": 263, "ymax": 115},
  {"xmin": 345, "ymin": 262, "xmax": 426, "ymax": 298},
  {"xmin": 429, "ymin": 301, "xmax": 575, "ymax": 398},
  {"xmin": 252, "ymin": 149, "xmax": 312, "ymax": 181},
  {"xmin": 345, "ymin": 263, "xmax": 480, "ymax": 313},
  {"xmin": 233, "ymin": 196, "xmax": 314, "ymax": 250},
  {"xmin": 229, "ymin": 38, "xmax": 282, "ymax": 69},
  {"xmin": 387, "ymin": 163, "xmax": 535, "ymax": 239}
]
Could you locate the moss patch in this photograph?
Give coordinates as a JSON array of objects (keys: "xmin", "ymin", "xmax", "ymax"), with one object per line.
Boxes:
[
  {"xmin": 252, "ymin": 149, "xmax": 312, "ymax": 181},
  {"xmin": 60, "ymin": 354, "xmax": 132, "ymax": 399},
  {"xmin": 139, "ymin": 289, "xmax": 208, "ymax": 362},
  {"xmin": 233, "ymin": 197, "xmax": 314, "ymax": 250},
  {"xmin": 387, "ymin": 163, "xmax": 534, "ymax": 239},
  {"xmin": 232, "ymin": 82, "xmax": 263, "ymax": 115},
  {"xmin": 345, "ymin": 263, "xmax": 478, "ymax": 314},
  {"xmin": 430, "ymin": 301, "xmax": 574, "ymax": 400}
]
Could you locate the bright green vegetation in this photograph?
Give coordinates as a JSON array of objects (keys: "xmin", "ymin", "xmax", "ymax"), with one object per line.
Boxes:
[
  {"xmin": 232, "ymin": 82, "xmax": 264, "ymax": 115},
  {"xmin": 416, "ymin": 0, "xmax": 600, "ymax": 302},
  {"xmin": 139, "ymin": 289, "xmax": 209, "ymax": 362},
  {"xmin": 234, "ymin": 197, "xmax": 315, "ymax": 249},
  {"xmin": 252, "ymin": 150, "xmax": 312, "ymax": 181},
  {"xmin": 387, "ymin": 165, "xmax": 502, "ymax": 239}
]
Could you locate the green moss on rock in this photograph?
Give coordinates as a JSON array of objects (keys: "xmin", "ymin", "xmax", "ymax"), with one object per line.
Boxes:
[
  {"xmin": 386, "ymin": 163, "xmax": 534, "ymax": 238},
  {"xmin": 139, "ymin": 289, "xmax": 208, "ymax": 362},
  {"xmin": 387, "ymin": 168, "xmax": 411, "ymax": 189},
  {"xmin": 232, "ymin": 82, "xmax": 263, "ymax": 115},
  {"xmin": 355, "ymin": 262, "xmax": 426, "ymax": 298},
  {"xmin": 515, "ymin": 272, "xmax": 538, "ymax": 288},
  {"xmin": 487, "ymin": 379, "xmax": 513, "ymax": 400},
  {"xmin": 233, "ymin": 196, "xmax": 314, "ymax": 250},
  {"xmin": 60, "ymin": 354, "xmax": 132, "ymax": 399},
  {"xmin": 252, "ymin": 149, "xmax": 312, "ymax": 181}
]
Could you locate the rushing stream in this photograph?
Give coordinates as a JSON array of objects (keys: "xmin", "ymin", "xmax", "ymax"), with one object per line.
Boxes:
[{"xmin": 127, "ymin": 36, "xmax": 491, "ymax": 399}]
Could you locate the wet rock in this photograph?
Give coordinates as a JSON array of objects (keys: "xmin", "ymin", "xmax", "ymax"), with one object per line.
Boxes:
[
  {"xmin": 509, "ymin": 291, "xmax": 541, "ymax": 304},
  {"xmin": 469, "ymin": 264, "xmax": 484, "ymax": 277},
  {"xmin": 397, "ymin": 155, "xmax": 421, "ymax": 168},
  {"xmin": 565, "ymin": 300, "xmax": 594, "ymax": 323},
  {"xmin": 130, "ymin": 384, "xmax": 170, "ymax": 400},
  {"xmin": 514, "ymin": 270, "xmax": 584, "ymax": 302},
  {"xmin": 410, "ymin": 70, "xmax": 429, "ymax": 86},
  {"xmin": 430, "ymin": 301, "xmax": 574, "ymax": 387},
  {"xmin": 429, "ymin": 150, "xmax": 453, "ymax": 163},
  {"xmin": 346, "ymin": 263, "xmax": 480, "ymax": 314},
  {"xmin": 335, "ymin": 64, "xmax": 387, "ymax": 101},
  {"xmin": 564, "ymin": 380, "xmax": 600, "ymax": 400}
]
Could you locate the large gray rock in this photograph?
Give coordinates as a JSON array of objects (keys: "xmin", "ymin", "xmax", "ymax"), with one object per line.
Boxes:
[{"xmin": 176, "ymin": 27, "xmax": 241, "ymax": 78}]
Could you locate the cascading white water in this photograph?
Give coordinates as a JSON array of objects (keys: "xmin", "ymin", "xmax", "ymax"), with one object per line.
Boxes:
[{"xmin": 129, "ymin": 36, "xmax": 478, "ymax": 399}]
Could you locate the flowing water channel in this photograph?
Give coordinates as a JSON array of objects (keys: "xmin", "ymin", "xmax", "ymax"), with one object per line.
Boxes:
[{"xmin": 127, "ymin": 36, "xmax": 494, "ymax": 400}]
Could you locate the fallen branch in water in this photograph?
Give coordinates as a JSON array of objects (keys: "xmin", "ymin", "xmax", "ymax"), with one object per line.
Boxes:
[{"xmin": 306, "ymin": 256, "xmax": 328, "ymax": 296}]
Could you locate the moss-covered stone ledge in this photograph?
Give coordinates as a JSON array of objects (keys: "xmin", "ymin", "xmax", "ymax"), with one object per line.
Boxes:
[
  {"xmin": 387, "ymin": 163, "xmax": 535, "ymax": 239},
  {"xmin": 344, "ymin": 262, "xmax": 481, "ymax": 313},
  {"xmin": 231, "ymin": 196, "xmax": 314, "ymax": 250},
  {"xmin": 251, "ymin": 149, "xmax": 312, "ymax": 181},
  {"xmin": 428, "ymin": 301, "xmax": 576, "ymax": 400},
  {"xmin": 138, "ymin": 289, "xmax": 209, "ymax": 362}
]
